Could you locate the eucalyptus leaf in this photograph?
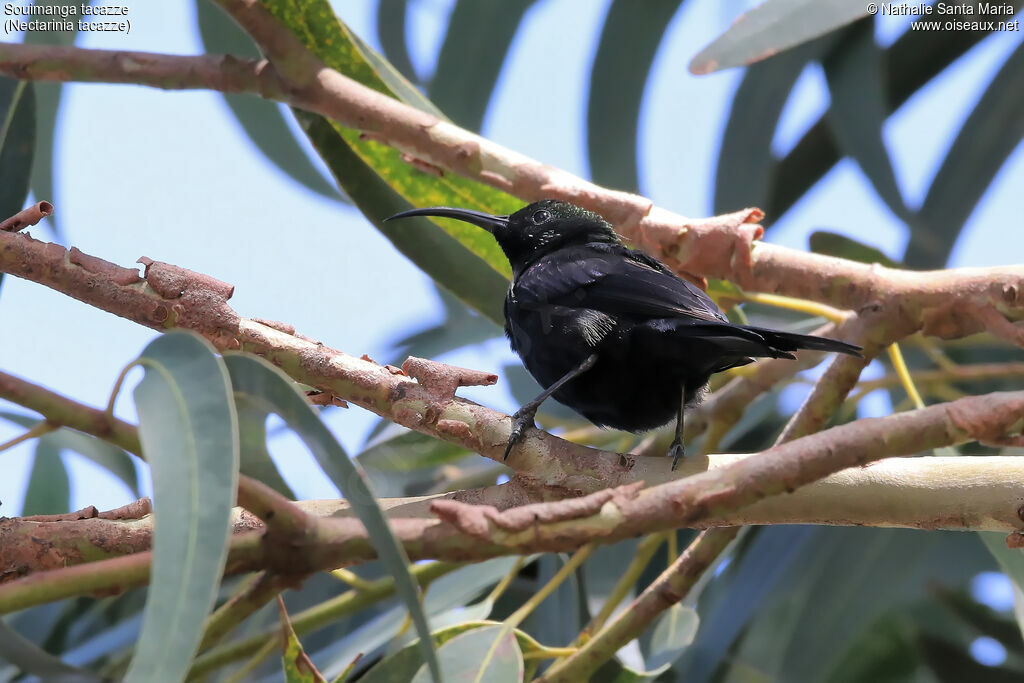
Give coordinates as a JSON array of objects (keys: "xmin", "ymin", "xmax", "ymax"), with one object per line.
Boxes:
[
  {"xmin": 690, "ymin": 0, "xmax": 866, "ymax": 74},
  {"xmin": 25, "ymin": 0, "xmax": 80, "ymax": 238},
  {"xmin": 124, "ymin": 332, "xmax": 239, "ymax": 682},
  {"xmin": 430, "ymin": 0, "xmax": 534, "ymax": 132},
  {"xmin": 222, "ymin": 352, "xmax": 441, "ymax": 683},
  {"xmin": 822, "ymin": 19, "xmax": 910, "ymax": 223},
  {"xmin": 235, "ymin": 394, "xmax": 296, "ymax": 498},
  {"xmin": 260, "ymin": 0, "xmax": 522, "ymax": 319},
  {"xmin": 809, "ymin": 230, "xmax": 900, "ymax": 268},
  {"xmin": 715, "ymin": 41, "xmax": 825, "ymax": 215},
  {"xmin": 0, "ymin": 620, "xmax": 104, "ymax": 682},
  {"xmin": 767, "ymin": 13, "xmax": 1018, "ymax": 222},
  {"xmin": 21, "ymin": 440, "xmax": 69, "ymax": 516},
  {"xmin": 588, "ymin": 0, "xmax": 684, "ymax": 193},
  {"xmin": 0, "ymin": 78, "xmax": 35, "ymax": 225},
  {"xmin": 375, "ymin": 0, "xmax": 418, "ymax": 84},
  {"xmin": 194, "ymin": 0, "xmax": 341, "ymax": 202},
  {"xmin": 912, "ymin": 40, "xmax": 1024, "ymax": 268},
  {"xmin": 410, "ymin": 625, "xmax": 523, "ymax": 683}
]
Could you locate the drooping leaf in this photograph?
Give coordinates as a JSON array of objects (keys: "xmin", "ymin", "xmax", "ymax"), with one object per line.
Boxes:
[
  {"xmin": 911, "ymin": 40, "xmax": 1024, "ymax": 268},
  {"xmin": 221, "ymin": 352, "xmax": 441, "ymax": 683},
  {"xmin": 280, "ymin": 599, "xmax": 328, "ymax": 683},
  {"xmin": 0, "ymin": 78, "xmax": 35, "ymax": 224},
  {"xmin": 358, "ymin": 426, "xmax": 469, "ymax": 473},
  {"xmin": 0, "ymin": 620, "xmax": 104, "ymax": 682},
  {"xmin": 645, "ymin": 604, "xmax": 699, "ymax": 672},
  {"xmin": 21, "ymin": 440, "xmax": 69, "ymax": 516},
  {"xmin": 767, "ymin": 12, "xmax": 1020, "ymax": 223},
  {"xmin": 297, "ymin": 111, "xmax": 507, "ymax": 324},
  {"xmin": 690, "ymin": 0, "xmax": 866, "ymax": 74},
  {"xmin": 431, "ymin": 0, "xmax": 535, "ymax": 133},
  {"xmin": 809, "ymin": 230, "xmax": 900, "ymax": 268},
  {"xmin": 587, "ymin": 0, "xmax": 684, "ymax": 193},
  {"xmin": 235, "ymin": 394, "xmax": 296, "ymax": 498},
  {"xmin": 691, "ymin": 528, "xmax": 991, "ymax": 682},
  {"xmin": 715, "ymin": 38, "xmax": 829, "ymax": 214},
  {"xmin": 194, "ymin": 0, "xmax": 341, "ymax": 202},
  {"xmin": 411, "ymin": 625, "xmax": 523, "ymax": 683},
  {"xmin": 260, "ymin": 0, "xmax": 521, "ymax": 316},
  {"xmin": 25, "ymin": 0, "xmax": 82, "ymax": 237},
  {"xmin": 360, "ymin": 621, "xmax": 542, "ymax": 683},
  {"xmin": 822, "ymin": 19, "xmax": 910, "ymax": 223},
  {"xmin": 375, "ymin": 0, "xmax": 419, "ymax": 84},
  {"xmin": 124, "ymin": 331, "xmax": 239, "ymax": 682}
]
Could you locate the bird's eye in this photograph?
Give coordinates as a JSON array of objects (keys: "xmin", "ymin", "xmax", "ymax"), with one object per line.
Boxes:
[{"xmin": 532, "ymin": 209, "xmax": 551, "ymax": 224}]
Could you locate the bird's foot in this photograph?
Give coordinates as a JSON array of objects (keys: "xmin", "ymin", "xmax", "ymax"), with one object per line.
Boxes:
[
  {"xmin": 668, "ymin": 440, "xmax": 685, "ymax": 471},
  {"xmin": 504, "ymin": 407, "xmax": 538, "ymax": 460}
]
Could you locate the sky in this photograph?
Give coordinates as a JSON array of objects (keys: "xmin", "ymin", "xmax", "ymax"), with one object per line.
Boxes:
[{"xmin": 0, "ymin": 0, "xmax": 1022, "ymax": 526}]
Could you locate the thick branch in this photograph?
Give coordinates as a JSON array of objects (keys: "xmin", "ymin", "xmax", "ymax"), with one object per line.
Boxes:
[
  {"xmin": 2, "ymin": 41, "xmax": 1022, "ymax": 335},
  {"xmin": 1, "ymin": 387, "xmax": 1021, "ymax": 610},
  {"xmin": 6, "ymin": 452, "xmax": 1024, "ymax": 580}
]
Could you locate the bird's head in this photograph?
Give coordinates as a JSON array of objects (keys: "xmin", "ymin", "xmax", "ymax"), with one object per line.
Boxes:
[{"xmin": 386, "ymin": 200, "xmax": 621, "ymax": 274}]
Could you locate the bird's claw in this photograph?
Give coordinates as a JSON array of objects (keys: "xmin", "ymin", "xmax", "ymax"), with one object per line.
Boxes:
[
  {"xmin": 504, "ymin": 408, "xmax": 537, "ymax": 460},
  {"xmin": 668, "ymin": 440, "xmax": 685, "ymax": 471}
]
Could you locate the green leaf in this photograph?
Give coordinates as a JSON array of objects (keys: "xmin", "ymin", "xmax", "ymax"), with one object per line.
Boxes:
[
  {"xmin": 0, "ymin": 619, "xmax": 104, "ymax": 682},
  {"xmin": 194, "ymin": 0, "xmax": 341, "ymax": 202},
  {"xmin": 261, "ymin": 0, "xmax": 521, "ymax": 317},
  {"xmin": 235, "ymin": 395, "xmax": 296, "ymax": 498},
  {"xmin": 296, "ymin": 111, "xmax": 507, "ymax": 324},
  {"xmin": 646, "ymin": 604, "xmax": 699, "ymax": 671},
  {"xmin": 21, "ymin": 440, "xmax": 69, "ymax": 516},
  {"xmin": 767, "ymin": 14, "xmax": 1018, "ymax": 223},
  {"xmin": 715, "ymin": 39, "xmax": 828, "ymax": 215},
  {"xmin": 911, "ymin": 40, "xmax": 1024, "ymax": 268},
  {"xmin": 359, "ymin": 426, "xmax": 469, "ymax": 473},
  {"xmin": 124, "ymin": 331, "xmax": 240, "ymax": 682},
  {"xmin": 375, "ymin": 0, "xmax": 418, "ymax": 84},
  {"xmin": 389, "ymin": 285, "xmax": 503, "ymax": 364},
  {"xmin": 25, "ymin": 0, "xmax": 81, "ymax": 238},
  {"xmin": 221, "ymin": 352, "xmax": 442, "ymax": 683},
  {"xmin": 361, "ymin": 621, "xmax": 542, "ymax": 683},
  {"xmin": 587, "ymin": 0, "xmax": 684, "ymax": 193},
  {"xmin": 822, "ymin": 20, "xmax": 910, "ymax": 224},
  {"xmin": 411, "ymin": 625, "xmax": 523, "ymax": 683},
  {"xmin": 431, "ymin": 0, "xmax": 535, "ymax": 133},
  {"xmin": 280, "ymin": 599, "xmax": 328, "ymax": 683},
  {"xmin": 690, "ymin": 0, "xmax": 867, "ymax": 74},
  {"xmin": 0, "ymin": 77, "xmax": 35, "ymax": 224},
  {"xmin": 808, "ymin": 230, "xmax": 900, "ymax": 268}
]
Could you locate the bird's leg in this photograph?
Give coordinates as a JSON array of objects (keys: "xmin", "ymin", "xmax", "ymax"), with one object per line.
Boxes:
[
  {"xmin": 668, "ymin": 385, "xmax": 687, "ymax": 470},
  {"xmin": 505, "ymin": 353, "xmax": 599, "ymax": 460}
]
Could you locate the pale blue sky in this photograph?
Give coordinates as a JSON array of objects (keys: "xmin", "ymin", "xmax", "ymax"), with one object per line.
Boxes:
[{"xmin": 1, "ymin": 1, "xmax": 1022, "ymax": 516}]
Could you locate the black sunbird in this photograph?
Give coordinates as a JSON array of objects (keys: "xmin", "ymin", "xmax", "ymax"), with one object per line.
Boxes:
[{"xmin": 387, "ymin": 200, "xmax": 862, "ymax": 468}]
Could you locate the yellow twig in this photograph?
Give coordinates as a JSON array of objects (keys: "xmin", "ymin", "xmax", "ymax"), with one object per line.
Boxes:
[
  {"xmin": 0, "ymin": 421, "xmax": 55, "ymax": 453},
  {"xmin": 887, "ymin": 343, "xmax": 925, "ymax": 409},
  {"xmin": 575, "ymin": 533, "xmax": 667, "ymax": 645},
  {"xmin": 330, "ymin": 568, "xmax": 377, "ymax": 592},
  {"xmin": 739, "ymin": 291, "xmax": 845, "ymax": 323},
  {"xmin": 505, "ymin": 545, "xmax": 595, "ymax": 629}
]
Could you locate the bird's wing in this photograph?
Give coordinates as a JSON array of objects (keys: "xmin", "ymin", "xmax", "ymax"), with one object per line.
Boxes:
[{"xmin": 516, "ymin": 246, "xmax": 727, "ymax": 323}]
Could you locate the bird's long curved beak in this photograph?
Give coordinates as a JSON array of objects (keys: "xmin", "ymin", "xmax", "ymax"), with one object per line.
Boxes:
[{"xmin": 385, "ymin": 207, "xmax": 509, "ymax": 234}]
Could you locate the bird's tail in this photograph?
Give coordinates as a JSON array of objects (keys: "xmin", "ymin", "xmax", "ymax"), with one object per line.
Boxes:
[{"xmin": 741, "ymin": 326, "xmax": 863, "ymax": 359}]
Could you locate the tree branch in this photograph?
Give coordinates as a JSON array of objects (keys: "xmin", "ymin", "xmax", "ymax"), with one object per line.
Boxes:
[{"xmin": 2, "ymin": 40, "xmax": 1022, "ymax": 336}]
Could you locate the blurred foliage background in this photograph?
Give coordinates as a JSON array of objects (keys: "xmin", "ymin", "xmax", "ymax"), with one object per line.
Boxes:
[{"xmin": 1, "ymin": 0, "xmax": 1024, "ymax": 680}]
